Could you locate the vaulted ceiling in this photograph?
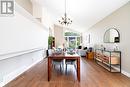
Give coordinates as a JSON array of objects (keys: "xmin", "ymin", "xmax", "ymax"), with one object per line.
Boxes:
[{"xmin": 32, "ymin": 0, "xmax": 130, "ymax": 32}]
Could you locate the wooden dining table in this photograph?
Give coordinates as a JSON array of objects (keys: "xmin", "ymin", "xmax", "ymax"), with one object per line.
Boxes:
[{"xmin": 48, "ymin": 52, "xmax": 80, "ymax": 81}]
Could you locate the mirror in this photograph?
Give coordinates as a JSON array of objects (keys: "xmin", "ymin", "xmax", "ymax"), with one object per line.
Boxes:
[{"xmin": 104, "ymin": 28, "xmax": 120, "ymax": 43}]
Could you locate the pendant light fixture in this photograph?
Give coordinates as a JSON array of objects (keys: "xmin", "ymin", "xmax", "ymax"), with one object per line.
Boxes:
[{"xmin": 58, "ymin": 0, "xmax": 72, "ymax": 26}]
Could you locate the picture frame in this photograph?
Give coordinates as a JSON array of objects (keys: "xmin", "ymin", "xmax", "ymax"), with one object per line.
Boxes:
[{"xmin": 86, "ymin": 34, "xmax": 90, "ymax": 43}]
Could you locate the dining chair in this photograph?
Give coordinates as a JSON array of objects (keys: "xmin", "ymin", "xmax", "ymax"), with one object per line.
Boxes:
[
  {"xmin": 52, "ymin": 59, "xmax": 64, "ymax": 72},
  {"xmin": 52, "ymin": 48, "xmax": 64, "ymax": 72},
  {"xmin": 65, "ymin": 59, "xmax": 77, "ymax": 74}
]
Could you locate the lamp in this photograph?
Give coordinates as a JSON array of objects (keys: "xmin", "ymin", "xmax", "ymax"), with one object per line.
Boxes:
[{"xmin": 58, "ymin": 0, "xmax": 72, "ymax": 26}]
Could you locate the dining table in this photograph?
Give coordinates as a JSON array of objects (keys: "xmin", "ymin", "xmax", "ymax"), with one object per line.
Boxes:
[{"xmin": 48, "ymin": 52, "xmax": 80, "ymax": 81}]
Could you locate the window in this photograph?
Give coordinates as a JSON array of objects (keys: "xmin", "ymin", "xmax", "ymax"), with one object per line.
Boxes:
[{"xmin": 64, "ymin": 32, "xmax": 81, "ymax": 48}]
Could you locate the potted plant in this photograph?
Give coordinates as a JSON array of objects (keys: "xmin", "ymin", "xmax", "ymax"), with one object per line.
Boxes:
[{"xmin": 48, "ymin": 36, "xmax": 53, "ymax": 49}]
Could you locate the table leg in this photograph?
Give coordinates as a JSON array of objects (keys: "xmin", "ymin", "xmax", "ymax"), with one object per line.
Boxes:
[
  {"xmin": 48, "ymin": 57, "xmax": 52, "ymax": 81},
  {"xmin": 77, "ymin": 58, "xmax": 80, "ymax": 81}
]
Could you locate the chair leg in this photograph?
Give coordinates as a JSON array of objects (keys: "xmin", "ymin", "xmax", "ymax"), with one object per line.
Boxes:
[
  {"xmin": 66, "ymin": 64, "xmax": 67, "ymax": 74},
  {"xmin": 60, "ymin": 64, "xmax": 62, "ymax": 72},
  {"xmin": 53, "ymin": 64, "xmax": 55, "ymax": 69},
  {"xmin": 74, "ymin": 64, "xmax": 77, "ymax": 70}
]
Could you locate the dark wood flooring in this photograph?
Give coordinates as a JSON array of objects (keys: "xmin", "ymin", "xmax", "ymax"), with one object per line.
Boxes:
[{"xmin": 4, "ymin": 58, "xmax": 130, "ymax": 87}]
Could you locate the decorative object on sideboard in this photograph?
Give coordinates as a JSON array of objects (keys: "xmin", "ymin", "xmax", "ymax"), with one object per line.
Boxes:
[
  {"xmin": 114, "ymin": 37, "xmax": 119, "ymax": 42},
  {"xmin": 113, "ymin": 43, "xmax": 119, "ymax": 51}
]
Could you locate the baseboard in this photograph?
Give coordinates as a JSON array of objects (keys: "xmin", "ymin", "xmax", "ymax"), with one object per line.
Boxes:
[
  {"xmin": 122, "ymin": 70, "xmax": 130, "ymax": 77},
  {"xmin": 0, "ymin": 82, "xmax": 4, "ymax": 87},
  {"xmin": 2, "ymin": 58, "xmax": 43, "ymax": 86},
  {"xmin": 112, "ymin": 66, "xmax": 130, "ymax": 77}
]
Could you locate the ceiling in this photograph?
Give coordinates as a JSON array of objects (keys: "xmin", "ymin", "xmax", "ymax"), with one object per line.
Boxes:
[{"xmin": 32, "ymin": 0, "xmax": 130, "ymax": 32}]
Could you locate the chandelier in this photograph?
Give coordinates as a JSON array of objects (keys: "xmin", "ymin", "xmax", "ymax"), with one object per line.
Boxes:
[{"xmin": 58, "ymin": 0, "xmax": 72, "ymax": 26}]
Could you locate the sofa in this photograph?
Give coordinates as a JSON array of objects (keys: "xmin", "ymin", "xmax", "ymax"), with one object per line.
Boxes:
[{"xmin": 76, "ymin": 46, "xmax": 88, "ymax": 57}]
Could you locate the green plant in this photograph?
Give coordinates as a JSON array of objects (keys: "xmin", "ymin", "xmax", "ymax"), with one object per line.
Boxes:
[{"xmin": 48, "ymin": 36, "xmax": 53, "ymax": 45}]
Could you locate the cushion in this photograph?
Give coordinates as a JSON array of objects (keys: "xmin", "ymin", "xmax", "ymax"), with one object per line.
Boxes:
[
  {"xmin": 83, "ymin": 47, "xmax": 87, "ymax": 50},
  {"xmin": 77, "ymin": 46, "xmax": 82, "ymax": 49}
]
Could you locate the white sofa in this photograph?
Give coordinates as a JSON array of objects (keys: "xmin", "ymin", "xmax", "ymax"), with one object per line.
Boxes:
[{"xmin": 77, "ymin": 49, "xmax": 88, "ymax": 57}]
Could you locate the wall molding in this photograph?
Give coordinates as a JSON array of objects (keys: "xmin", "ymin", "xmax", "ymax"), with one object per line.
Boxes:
[
  {"xmin": 0, "ymin": 47, "xmax": 43, "ymax": 61},
  {"xmin": 2, "ymin": 56, "xmax": 44, "ymax": 87}
]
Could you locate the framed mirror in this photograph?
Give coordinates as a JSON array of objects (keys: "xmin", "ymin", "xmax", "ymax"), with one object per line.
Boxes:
[{"xmin": 104, "ymin": 28, "xmax": 120, "ymax": 43}]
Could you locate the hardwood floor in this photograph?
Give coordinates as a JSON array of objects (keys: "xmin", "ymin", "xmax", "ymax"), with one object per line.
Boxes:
[{"xmin": 4, "ymin": 58, "xmax": 130, "ymax": 87}]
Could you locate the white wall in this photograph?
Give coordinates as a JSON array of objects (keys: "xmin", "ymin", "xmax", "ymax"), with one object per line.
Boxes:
[
  {"xmin": 83, "ymin": 2, "xmax": 130, "ymax": 76},
  {"xmin": 42, "ymin": 7, "xmax": 54, "ymax": 29},
  {"xmin": 0, "ymin": 3, "xmax": 49, "ymax": 86},
  {"xmin": 0, "ymin": 7, "xmax": 48, "ymax": 56},
  {"xmin": 54, "ymin": 25, "xmax": 64, "ymax": 48}
]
